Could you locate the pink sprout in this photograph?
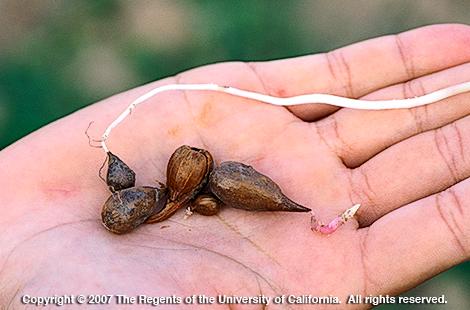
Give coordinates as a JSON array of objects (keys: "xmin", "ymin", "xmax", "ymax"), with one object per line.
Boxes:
[{"xmin": 311, "ymin": 204, "xmax": 361, "ymax": 235}]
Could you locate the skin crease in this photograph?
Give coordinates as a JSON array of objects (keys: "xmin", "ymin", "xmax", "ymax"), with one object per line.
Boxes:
[{"xmin": 0, "ymin": 24, "xmax": 470, "ymax": 309}]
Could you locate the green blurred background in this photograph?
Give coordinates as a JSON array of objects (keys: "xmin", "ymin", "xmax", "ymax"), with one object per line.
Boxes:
[{"xmin": 0, "ymin": 0, "xmax": 468, "ymax": 308}]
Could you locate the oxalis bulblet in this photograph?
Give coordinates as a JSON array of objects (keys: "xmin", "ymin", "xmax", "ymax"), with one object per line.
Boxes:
[
  {"xmin": 100, "ymin": 145, "xmax": 314, "ymax": 234},
  {"xmin": 94, "ymin": 80, "xmax": 470, "ymax": 234}
]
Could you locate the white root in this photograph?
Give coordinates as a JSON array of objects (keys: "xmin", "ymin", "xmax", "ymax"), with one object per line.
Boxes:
[{"xmin": 100, "ymin": 81, "xmax": 470, "ymax": 153}]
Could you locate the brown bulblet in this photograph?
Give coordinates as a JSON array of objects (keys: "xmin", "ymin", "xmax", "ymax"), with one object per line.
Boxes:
[
  {"xmin": 190, "ymin": 194, "xmax": 221, "ymax": 216},
  {"xmin": 209, "ymin": 161, "xmax": 310, "ymax": 212},
  {"xmin": 147, "ymin": 145, "xmax": 214, "ymax": 223},
  {"xmin": 167, "ymin": 145, "xmax": 214, "ymax": 203},
  {"xmin": 106, "ymin": 152, "xmax": 136, "ymax": 191},
  {"xmin": 101, "ymin": 186, "xmax": 166, "ymax": 234}
]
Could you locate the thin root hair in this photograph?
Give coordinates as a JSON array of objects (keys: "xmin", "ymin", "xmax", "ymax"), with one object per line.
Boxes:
[
  {"xmin": 85, "ymin": 121, "xmax": 104, "ymax": 148},
  {"xmin": 98, "ymin": 155, "xmax": 108, "ymax": 185}
]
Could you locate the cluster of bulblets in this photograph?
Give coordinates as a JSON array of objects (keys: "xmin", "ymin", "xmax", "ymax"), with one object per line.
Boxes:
[{"xmin": 100, "ymin": 145, "xmax": 311, "ymax": 234}]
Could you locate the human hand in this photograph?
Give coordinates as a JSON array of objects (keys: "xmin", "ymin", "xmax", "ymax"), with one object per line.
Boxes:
[{"xmin": 1, "ymin": 24, "xmax": 469, "ymax": 308}]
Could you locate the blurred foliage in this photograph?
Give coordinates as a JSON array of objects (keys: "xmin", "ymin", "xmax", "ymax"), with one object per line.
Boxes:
[
  {"xmin": 1, "ymin": 0, "xmax": 470, "ymax": 149},
  {"xmin": 0, "ymin": 0, "xmax": 469, "ymax": 307}
]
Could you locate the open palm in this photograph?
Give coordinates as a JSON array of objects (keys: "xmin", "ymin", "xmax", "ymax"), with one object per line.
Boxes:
[{"xmin": 1, "ymin": 24, "xmax": 470, "ymax": 309}]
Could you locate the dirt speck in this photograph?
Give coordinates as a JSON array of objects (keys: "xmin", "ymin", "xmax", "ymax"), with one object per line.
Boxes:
[
  {"xmin": 167, "ymin": 125, "xmax": 181, "ymax": 138},
  {"xmin": 197, "ymin": 100, "xmax": 213, "ymax": 128}
]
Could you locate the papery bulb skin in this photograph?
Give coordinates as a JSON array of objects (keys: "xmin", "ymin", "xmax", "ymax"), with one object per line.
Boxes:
[
  {"xmin": 146, "ymin": 145, "xmax": 214, "ymax": 223},
  {"xmin": 166, "ymin": 145, "xmax": 214, "ymax": 203}
]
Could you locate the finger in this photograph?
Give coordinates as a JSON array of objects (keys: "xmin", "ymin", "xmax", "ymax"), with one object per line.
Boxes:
[
  {"xmin": 358, "ymin": 179, "xmax": 469, "ymax": 296},
  {"xmin": 317, "ymin": 62, "xmax": 470, "ymax": 167},
  {"xmin": 250, "ymin": 24, "xmax": 470, "ymax": 121},
  {"xmin": 350, "ymin": 114, "xmax": 470, "ymax": 227}
]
